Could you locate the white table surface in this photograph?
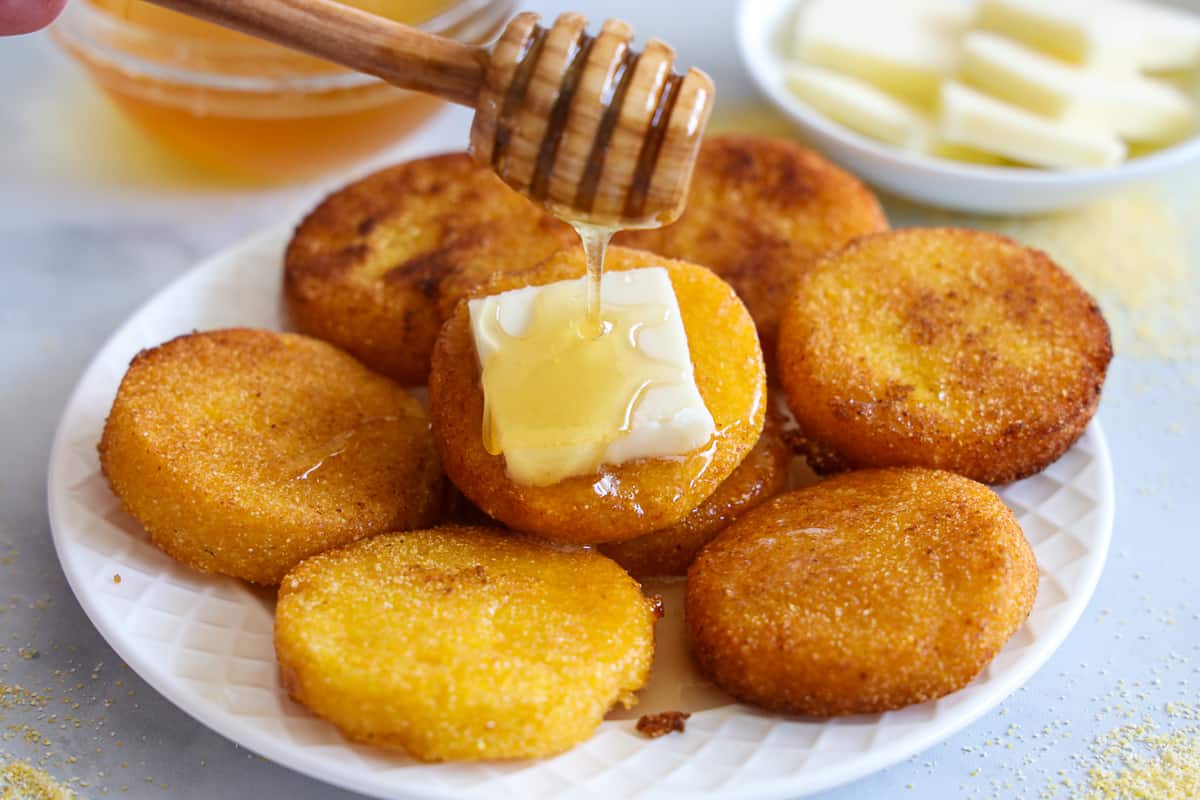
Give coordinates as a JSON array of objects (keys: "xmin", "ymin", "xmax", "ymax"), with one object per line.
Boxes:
[{"xmin": 1, "ymin": 2, "xmax": 1198, "ymax": 798}]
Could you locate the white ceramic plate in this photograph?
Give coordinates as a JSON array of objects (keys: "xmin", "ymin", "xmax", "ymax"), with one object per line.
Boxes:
[
  {"xmin": 48, "ymin": 227, "xmax": 1114, "ymax": 800},
  {"xmin": 736, "ymin": 0, "xmax": 1200, "ymax": 214}
]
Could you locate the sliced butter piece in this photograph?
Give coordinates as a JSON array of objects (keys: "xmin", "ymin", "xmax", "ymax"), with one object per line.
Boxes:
[
  {"xmin": 785, "ymin": 63, "xmax": 928, "ymax": 147},
  {"xmin": 924, "ymin": 138, "xmax": 1010, "ymax": 166},
  {"xmin": 939, "ymin": 81, "xmax": 1126, "ymax": 169},
  {"xmin": 468, "ymin": 267, "xmax": 715, "ymax": 487},
  {"xmin": 975, "ymin": 0, "xmax": 1148, "ymax": 73},
  {"xmin": 1064, "ymin": 76, "xmax": 1197, "ymax": 145},
  {"xmin": 959, "ymin": 31, "xmax": 1076, "ymax": 117},
  {"xmin": 793, "ymin": 0, "xmax": 962, "ymax": 107},
  {"xmin": 960, "ymin": 32, "xmax": 1197, "ymax": 143},
  {"xmin": 1107, "ymin": 1, "xmax": 1200, "ymax": 72}
]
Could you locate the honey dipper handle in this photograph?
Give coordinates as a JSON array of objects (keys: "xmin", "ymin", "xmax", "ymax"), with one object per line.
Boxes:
[{"xmin": 144, "ymin": 0, "xmax": 488, "ymax": 107}]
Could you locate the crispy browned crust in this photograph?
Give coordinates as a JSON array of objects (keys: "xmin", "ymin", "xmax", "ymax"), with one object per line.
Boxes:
[
  {"xmin": 275, "ymin": 527, "xmax": 656, "ymax": 761},
  {"xmin": 283, "ymin": 153, "xmax": 577, "ymax": 386},
  {"xmin": 777, "ymin": 228, "xmax": 1113, "ymax": 484},
  {"xmin": 686, "ymin": 468, "xmax": 1038, "ymax": 716},
  {"xmin": 615, "ymin": 135, "xmax": 888, "ymax": 360},
  {"xmin": 599, "ymin": 405, "xmax": 791, "ymax": 577},
  {"xmin": 98, "ymin": 328, "xmax": 443, "ymax": 584},
  {"xmin": 428, "ymin": 246, "xmax": 767, "ymax": 544},
  {"xmin": 636, "ymin": 711, "xmax": 690, "ymax": 738}
]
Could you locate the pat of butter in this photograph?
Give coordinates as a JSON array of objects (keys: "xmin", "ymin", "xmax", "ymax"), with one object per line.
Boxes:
[
  {"xmin": 978, "ymin": 0, "xmax": 1200, "ymax": 72},
  {"xmin": 793, "ymin": 0, "xmax": 964, "ymax": 107},
  {"xmin": 1110, "ymin": 1, "xmax": 1200, "ymax": 71},
  {"xmin": 468, "ymin": 267, "xmax": 715, "ymax": 487},
  {"xmin": 975, "ymin": 0, "xmax": 1124, "ymax": 67},
  {"xmin": 939, "ymin": 81, "xmax": 1126, "ymax": 169},
  {"xmin": 785, "ymin": 63, "xmax": 929, "ymax": 148},
  {"xmin": 961, "ymin": 32, "xmax": 1196, "ymax": 144}
]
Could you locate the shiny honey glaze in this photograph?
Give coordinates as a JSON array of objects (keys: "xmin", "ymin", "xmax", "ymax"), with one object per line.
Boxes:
[
  {"xmin": 287, "ymin": 415, "xmax": 410, "ymax": 481},
  {"xmin": 475, "ymin": 277, "xmax": 686, "ymax": 487},
  {"xmin": 571, "ymin": 221, "xmax": 614, "ymax": 337},
  {"xmin": 66, "ymin": 0, "xmax": 460, "ymax": 181}
]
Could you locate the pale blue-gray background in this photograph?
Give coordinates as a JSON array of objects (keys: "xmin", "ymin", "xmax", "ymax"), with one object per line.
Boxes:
[{"xmin": 1, "ymin": 2, "xmax": 1197, "ymax": 797}]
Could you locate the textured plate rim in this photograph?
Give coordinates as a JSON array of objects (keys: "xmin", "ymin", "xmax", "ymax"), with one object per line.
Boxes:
[{"xmin": 46, "ymin": 225, "xmax": 1115, "ymax": 800}]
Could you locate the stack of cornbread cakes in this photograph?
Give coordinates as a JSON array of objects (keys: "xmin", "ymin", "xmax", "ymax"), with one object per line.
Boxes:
[{"xmin": 98, "ymin": 134, "xmax": 1110, "ymax": 761}]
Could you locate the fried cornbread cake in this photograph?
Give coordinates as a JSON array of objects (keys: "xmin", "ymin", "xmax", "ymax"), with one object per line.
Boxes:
[
  {"xmin": 275, "ymin": 527, "xmax": 657, "ymax": 761},
  {"xmin": 429, "ymin": 246, "xmax": 766, "ymax": 544},
  {"xmin": 600, "ymin": 408, "xmax": 791, "ymax": 577},
  {"xmin": 284, "ymin": 153, "xmax": 576, "ymax": 386},
  {"xmin": 777, "ymin": 228, "xmax": 1112, "ymax": 483},
  {"xmin": 99, "ymin": 328, "xmax": 442, "ymax": 584},
  {"xmin": 615, "ymin": 134, "xmax": 888, "ymax": 359},
  {"xmin": 687, "ymin": 468, "xmax": 1037, "ymax": 716}
]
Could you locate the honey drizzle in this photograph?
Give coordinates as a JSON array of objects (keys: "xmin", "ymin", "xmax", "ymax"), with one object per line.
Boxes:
[
  {"xmin": 571, "ymin": 221, "xmax": 615, "ymax": 338},
  {"xmin": 478, "ymin": 22, "xmax": 708, "ymax": 486}
]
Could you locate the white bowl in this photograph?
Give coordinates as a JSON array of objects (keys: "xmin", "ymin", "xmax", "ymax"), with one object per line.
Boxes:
[{"xmin": 735, "ymin": 0, "xmax": 1200, "ymax": 214}]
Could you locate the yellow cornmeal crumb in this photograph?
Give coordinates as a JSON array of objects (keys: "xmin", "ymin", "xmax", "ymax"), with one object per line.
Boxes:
[
  {"xmin": 0, "ymin": 761, "xmax": 77, "ymax": 800},
  {"xmin": 1083, "ymin": 721, "xmax": 1200, "ymax": 800}
]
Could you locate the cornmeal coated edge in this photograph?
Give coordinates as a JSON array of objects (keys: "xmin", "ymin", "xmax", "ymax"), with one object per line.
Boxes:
[
  {"xmin": 600, "ymin": 405, "xmax": 792, "ymax": 577},
  {"xmin": 428, "ymin": 246, "xmax": 767, "ymax": 545},
  {"xmin": 686, "ymin": 468, "xmax": 1038, "ymax": 716},
  {"xmin": 284, "ymin": 153, "xmax": 576, "ymax": 386},
  {"xmin": 99, "ymin": 328, "xmax": 443, "ymax": 584},
  {"xmin": 777, "ymin": 227, "xmax": 1112, "ymax": 484},
  {"xmin": 616, "ymin": 134, "xmax": 889, "ymax": 361},
  {"xmin": 275, "ymin": 526, "xmax": 657, "ymax": 761}
]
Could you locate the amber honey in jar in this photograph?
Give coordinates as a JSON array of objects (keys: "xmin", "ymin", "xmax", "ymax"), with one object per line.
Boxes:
[{"xmin": 53, "ymin": 0, "xmax": 516, "ymax": 182}]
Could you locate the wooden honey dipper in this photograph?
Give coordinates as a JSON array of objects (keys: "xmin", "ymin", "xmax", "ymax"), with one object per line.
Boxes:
[{"xmin": 142, "ymin": 0, "xmax": 715, "ymax": 227}]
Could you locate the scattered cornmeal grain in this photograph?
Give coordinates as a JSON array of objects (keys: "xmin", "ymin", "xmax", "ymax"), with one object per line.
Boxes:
[
  {"xmin": 636, "ymin": 711, "xmax": 690, "ymax": 739},
  {"xmin": 111, "ymin": 575, "xmax": 120, "ymax": 585},
  {"xmin": 0, "ymin": 760, "xmax": 77, "ymax": 800},
  {"xmin": 1080, "ymin": 718, "xmax": 1200, "ymax": 800}
]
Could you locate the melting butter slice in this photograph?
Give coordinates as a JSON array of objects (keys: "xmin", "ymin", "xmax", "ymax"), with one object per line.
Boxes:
[
  {"xmin": 468, "ymin": 267, "xmax": 715, "ymax": 488},
  {"xmin": 940, "ymin": 82, "xmax": 1126, "ymax": 169}
]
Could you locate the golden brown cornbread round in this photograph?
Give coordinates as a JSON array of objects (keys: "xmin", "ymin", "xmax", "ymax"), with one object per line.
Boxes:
[
  {"xmin": 600, "ymin": 409, "xmax": 791, "ymax": 577},
  {"xmin": 284, "ymin": 153, "xmax": 576, "ymax": 386},
  {"xmin": 777, "ymin": 228, "xmax": 1112, "ymax": 484},
  {"xmin": 428, "ymin": 246, "xmax": 767, "ymax": 544},
  {"xmin": 275, "ymin": 527, "xmax": 657, "ymax": 761},
  {"xmin": 98, "ymin": 329, "xmax": 442, "ymax": 584},
  {"xmin": 687, "ymin": 468, "xmax": 1038, "ymax": 716},
  {"xmin": 615, "ymin": 135, "xmax": 888, "ymax": 358}
]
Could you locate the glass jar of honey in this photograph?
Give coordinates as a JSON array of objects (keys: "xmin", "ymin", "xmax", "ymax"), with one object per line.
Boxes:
[{"xmin": 53, "ymin": 0, "xmax": 516, "ymax": 182}]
